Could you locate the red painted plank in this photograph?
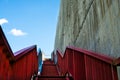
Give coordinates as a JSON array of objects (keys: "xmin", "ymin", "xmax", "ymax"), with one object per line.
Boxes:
[
  {"xmin": 55, "ymin": 46, "xmax": 118, "ymax": 80},
  {"xmin": 67, "ymin": 46, "xmax": 114, "ymax": 64},
  {"xmin": 13, "ymin": 48, "xmax": 38, "ymax": 79}
]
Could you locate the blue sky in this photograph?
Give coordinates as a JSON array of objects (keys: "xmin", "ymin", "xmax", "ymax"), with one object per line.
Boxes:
[{"xmin": 0, "ymin": 0, "xmax": 60, "ymax": 58}]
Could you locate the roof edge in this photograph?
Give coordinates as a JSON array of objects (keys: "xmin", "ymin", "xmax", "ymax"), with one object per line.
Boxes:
[
  {"xmin": 0, "ymin": 26, "xmax": 15, "ymax": 62},
  {"xmin": 14, "ymin": 45, "xmax": 37, "ymax": 60}
]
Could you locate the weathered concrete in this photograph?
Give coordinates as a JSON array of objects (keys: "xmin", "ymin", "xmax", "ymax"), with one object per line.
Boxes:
[
  {"xmin": 55, "ymin": 0, "xmax": 120, "ymax": 58},
  {"xmin": 54, "ymin": 0, "xmax": 120, "ymax": 79}
]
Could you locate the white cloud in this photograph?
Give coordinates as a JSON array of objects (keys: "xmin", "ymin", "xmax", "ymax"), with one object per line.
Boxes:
[
  {"xmin": 9, "ymin": 28, "xmax": 27, "ymax": 36},
  {"xmin": 0, "ymin": 18, "xmax": 8, "ymax": 25}
]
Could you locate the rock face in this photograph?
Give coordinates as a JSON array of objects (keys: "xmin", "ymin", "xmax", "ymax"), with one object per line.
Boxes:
[
  {"xmin": 54, "ymin": 0, "xmax": 120, "ymax": 79},
  {"xmin": 55, "ymin": 0, "xmax": 120, "ymax": 58}
]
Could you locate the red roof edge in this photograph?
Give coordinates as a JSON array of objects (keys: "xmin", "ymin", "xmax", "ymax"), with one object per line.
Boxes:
[
  {"xmin": 0, "ymin": 26, "xmax": 37, "ymax": 63},
  {"xmin": 57, "ymin": 49, "xmax": 64, "ymax": 57},
  {"xmin": 56, "ymin": 46, "xmax": 114, "ymax": 64},
  {"xmin": 57, "ymin": 48, "xmax": 69, "ymax": 59},
  {"xmin": 14, "ymin": 45, "xmax": 37, "ymax": 61},
  {"xmin": 0, "ymin": 26, "xmax": 15, "ymax": 62},
  {"xmin": 114, "ymin": 57, "xmax": 120, "ymax": 66}
]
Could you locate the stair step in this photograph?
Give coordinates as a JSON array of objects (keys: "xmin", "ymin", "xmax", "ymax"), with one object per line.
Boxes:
[
  {"xmin": 39, "ymin": 60, "xmax": 64, "ymax": 80},
  {"xmin": 41, "ymin": 60, "xmax": 59, "ymax": 76},
  {"xmin": 38, "ymin": 76, "xmax": 65, "ymax": 78},
  {"xmin": 43, "ymin": 60, "xmax": 54, "ymax": 65},
  {"xmin": 38, "ymin": 78, "xmax": 66, "ymax": 80},
  {"xmin": 37, "ymin": 76, "xmax": 66, "ymax": 80}
]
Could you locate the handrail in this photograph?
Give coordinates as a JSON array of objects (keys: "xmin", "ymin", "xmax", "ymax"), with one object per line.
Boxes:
[
  {"xmin": 57, "ymin": 50, "xmax": 64, "ymax": 57},
  {"xmin": 56, "ymin": 47, "xmax": 74, "ymax": 79},
  {"xmin": 57, "ymin": 46, "xmax": 114, "ymax": 64},
  {"xmin": 68, "ymin": 46, "xmax": 115, "ymax": 63},
  {"xmin": 55, "ymin": 46, "xmax": 119, "ymax": 80}
]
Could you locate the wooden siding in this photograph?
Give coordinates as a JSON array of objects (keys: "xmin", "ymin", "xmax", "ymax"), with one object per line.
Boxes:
[
  {"xmin": 0, "ymin": 26, "xmax": 38, "ymax": 79},
  {"xmin": 0, "ymin": 47, "xmax": 13, "ymax": 80},
  {"xmin": 13, "ymin": 48, "xmax": 38, "ymax": 80},
  {"xmin": 56, "ymin": 46, "xmax": 119, "ymax": 80}
]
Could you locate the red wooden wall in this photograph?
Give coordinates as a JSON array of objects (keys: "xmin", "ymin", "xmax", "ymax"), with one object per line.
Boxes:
[
  {"xmin": 0, "ymin": 47, "xmax": 13, "ymax": 80},
  {"xmin": 0, "ymin": 26, "xmax": 38, "ymax": 79},
  {"xmin": 56, "ymin": 46, "xmax": 119, "ymax": 80},
  {"xmin": 0, "ymin": 26, "xmax": 15, "ymax": 80},
  {"xmin": 0, "ymin": 45, "xmax": 38, "ymax": 79},
  {"xmin": 12, "ymin": 46, "xmax": 38, "ymax": 80}
]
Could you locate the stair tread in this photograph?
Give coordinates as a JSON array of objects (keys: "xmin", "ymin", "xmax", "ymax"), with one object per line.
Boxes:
[
  {"xmin": 38, "ymin": 76, "xmax": 65, "ymax": 78},
  {"xmin": 38, "ymin": 60, "xmax": 66, "ymax": 80},
  {"xmin": 41, "ymin": 60, "xmax": 59, "ymax": 76},
  {"xmin": 39, "ymin": 78, "xmax": 66, "ymax": 80}
]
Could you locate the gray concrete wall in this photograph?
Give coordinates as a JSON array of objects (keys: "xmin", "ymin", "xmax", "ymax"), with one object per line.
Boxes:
[
  {"xmin": 55, "ymin": 0, "xmax": 120, "ymax": 58},
  {"xmin": 54, "ymin": 0, "xmax": 120, "ymax": 79}
]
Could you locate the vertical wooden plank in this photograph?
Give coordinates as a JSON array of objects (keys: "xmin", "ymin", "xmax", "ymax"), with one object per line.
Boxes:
[
  {"xmin": 111, "ymin": 66, "xmax": 118, "ymax": 80},
  {"xmin": 73, "ymin": 50, "xmax": 75, "ymax": 79},
  {"xmin": 74, "ymin": 51, "xmax": 86, "ymax": 80},
  {"xmin": 68, "ymin": 49, "xmax": 74, "ymax": 76},
  {"xmin": 85, "ymin": 55, "xmax": 92, "ymax": 80}
]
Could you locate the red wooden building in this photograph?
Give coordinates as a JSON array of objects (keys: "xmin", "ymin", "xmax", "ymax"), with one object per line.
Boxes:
[
  {"xmin": 13, "ymin": 45, "xmax": 38, "ymax": 80},
  {"xmin": 0, "ymin": 26, "xmax": 38, "ymax": 79},
  {"xmin": 1, "ymin": 24, "xmax": 120, "ymax": 80},
  {"xmin": 0, "ymin": 26, "xmax": 15, "ymax": 79},
  {"xmin": 55, "ymin": 46, "xmax": 119, "ymax": 80}
]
